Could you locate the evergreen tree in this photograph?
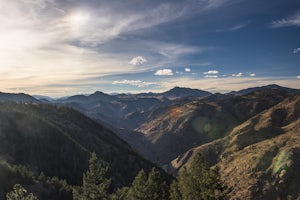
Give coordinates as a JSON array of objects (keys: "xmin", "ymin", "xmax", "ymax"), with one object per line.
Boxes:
[
  {"xmin": 109, "ymin": 187, "xmax": 129, "ymax": 200},
  {"xmin": 170, "ymin": 153, "xmax": 227, "ymax": 200},
  {"xmin": 146, "ymin": 168, "xmax": 169, "ymax": 200},
  {"xmin": 127, "ymin": 168, "xmax": 169, "ymax": 200},
  {"xmin": 6, "ymin": 184, "xmax": 38, "ymax": 200},
  {"xmin": 126, "ymin": 170, "xmax": 148, "ymax": 200},
  {"xmin": 73, "ymin": 152, "xmax": 111, "ymax": 200},
  {"xmin": 169, "ymin": 181, "xmax": 181, "ymax": 200}
]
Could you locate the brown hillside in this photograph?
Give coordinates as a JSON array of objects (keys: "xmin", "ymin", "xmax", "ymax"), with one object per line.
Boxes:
[
  {"xmin": 171, "ymin": 96, "xmax": 300, "ymax": 199},
  {"xmin": 136, "ymin": 88, "xmax": 291, "ymax": 165}
]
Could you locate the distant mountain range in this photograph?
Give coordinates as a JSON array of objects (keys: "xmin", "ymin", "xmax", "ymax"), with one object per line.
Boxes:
[{"xmin": 1, "ymin": 84, "xmax": 300, "ymax": 199}]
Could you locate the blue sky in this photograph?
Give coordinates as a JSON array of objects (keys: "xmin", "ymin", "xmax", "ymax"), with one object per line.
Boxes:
[{"xmin": 0, "ymin": 0, "xmax": 299, "ymax": 96}]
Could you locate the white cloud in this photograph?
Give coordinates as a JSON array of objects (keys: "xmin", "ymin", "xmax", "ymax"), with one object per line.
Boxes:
[
  {"xmin": 250, "ymin": 73, "xmax": 256, "ymax": 77},
  {"xmin": 204, "ymin": 70, "xmax": 219, "ymax": 75},
  {"xmin": 270, "ymin": 12, "xmax": 300, "ymax": 28},
  {"xmin": 297, "ymin": 76, "xmax": 300, "ymax": 79},
  {"xmin": 129, "ymin": 56, "xmax": 147, "ymax": 66},
  {"xmin": 204, "ymin": 75, "xmax": 218, "ymax": 78},
  {"xmin": 154, "ymin": 69, "xmax": 174, "ymax": 76},
  {"xmin": 112, "ymin": 80, "xmax": 156, "ymax": 88},
  {"xmin": 185, "ymin": 68, "xmax": 191, "ymax": 72},
  {"xmin": 293, "ymin": 48, "xmax": 300, "ymax": 54},
  {"xmin": 232, "ymin": 72, "xmax": 243, "ymax": 77}
]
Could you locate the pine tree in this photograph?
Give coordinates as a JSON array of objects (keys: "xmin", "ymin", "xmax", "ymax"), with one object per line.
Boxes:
[
  {"xmin": 169, "ymin": 181, "xmax": 181, "ymax": 200},
  {"xmin": 109, "ymin": 187, "xmax": 129, "ymax": 200},
  {"xmin": 73, "ymin": 152, "xmax": 111, "ymax": 200},
  {"xmin": 146, "ymin": 168, "xmax": 169, "ymax": 200},
  {"xmin": 126, "ymin": 169, "xmax": 148, "ymax": 200},
  {"xmin": 6, "ymin": 184, "xmax": 38, "ymax": 200},
  {"xmin": 126, "ymin": 168, "xmax": 169, "ymax": 200},
  {"xmin": 171, "ymin": 153, "xmax": 227, "ymax": 200}
]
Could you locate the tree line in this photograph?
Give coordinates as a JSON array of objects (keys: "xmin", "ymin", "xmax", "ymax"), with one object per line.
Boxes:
[{"xmin": 7, "ymin": 152, "xmax": 227, "ymax": 200}]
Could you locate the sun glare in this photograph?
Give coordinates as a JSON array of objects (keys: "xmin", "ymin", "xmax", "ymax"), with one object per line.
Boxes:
[{"xmin": 69, "ymin": 12, "xmax": 90, "ymax": 26}]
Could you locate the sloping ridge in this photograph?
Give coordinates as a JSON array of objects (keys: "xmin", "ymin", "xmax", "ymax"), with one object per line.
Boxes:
[
  {"xmin": 135, "ymin": 88, "xmax": 291, "ymax": 166},
  {"xmin": 0, "ymin": 92, "xmax": 39, "ymax": 103},
  {"xmin": 171, "ymin": 95, "xmax": 300, "ymax": 199},
  {"xmin": 0, "ymin": 102, "xmax": 158, "ymax": 196}
]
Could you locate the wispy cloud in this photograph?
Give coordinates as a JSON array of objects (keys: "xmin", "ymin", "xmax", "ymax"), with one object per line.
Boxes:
[
  {"xmin": 249, "ymin": 73, "xmax": 256, "ymax": 77},
  {"xmin": 270, "ymin": 11, "xmax": 300, "ymax": 28},
  {"xmin": 293, "ymin": 48, "xmax": 300, "ymax": 54},
  {"xmin": 129, "ymin": 56, "xmax": 147, "ymax": 66},
  {"xmin": 112, "ymin": 80, "xmax": 157, "ymax": 87},
  {"xmin": 195, "ymin": 0, "xmax": 234, "ymax": 10},
  {"xmin": 154, "ymin": 69, "xmax": 174, "ymax": 76},
  {"xmin": 157, "ymin": 43, "xmax": 202, "ymax": 58},
  {"xmin": 204, "ymin": 75, "xmax": 218, "ymax": 78},
  {"xmin": 0, "ymin": 1, "xmax": 206, "ymax": 91},
  {"xmin": 204, "ymin": 70, "xmax": 219, "ymax": 74},
  {"xmin": 216, "ymin": 22, "xmax": 250, "ymax": 32}
]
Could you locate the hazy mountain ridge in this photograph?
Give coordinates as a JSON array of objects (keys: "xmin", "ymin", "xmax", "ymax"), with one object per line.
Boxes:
[
  {"xmin": 52, "ymin": 87, "xmax": 211, "ymax": 129},
  {"xmin": 229, "ymin": 84, "xmax": 300, "ymax": 96},
  {"xmin": 0, "ymin": 92, "xmax": 39, "ymax": 103}
]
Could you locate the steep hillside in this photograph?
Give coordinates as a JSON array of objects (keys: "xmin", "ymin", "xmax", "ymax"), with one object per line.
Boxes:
[
  {"xmin": 135, "ymin": 88, "xmax": 292, "ymax": 165},
  {"xmin": 136, "ymin": 101, "xmax": 237, "ymax": 165},
  {"xmin": 0, "ymin": 103, "xmax": 158, "ymax": 199},
  {"xmin": 171, "ymin": 95, "xmax": 300, "ymax": 199}
]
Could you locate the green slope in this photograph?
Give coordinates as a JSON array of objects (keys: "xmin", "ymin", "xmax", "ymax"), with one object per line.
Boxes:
[{"xmin": 0, "ymin": 102, "xmax": 158, "ymax": 199}]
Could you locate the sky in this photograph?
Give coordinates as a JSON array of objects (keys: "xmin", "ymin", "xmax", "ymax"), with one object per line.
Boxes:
[{"xmin": 0, "ymin": 0, "xmax": 300, "ymax": 97}]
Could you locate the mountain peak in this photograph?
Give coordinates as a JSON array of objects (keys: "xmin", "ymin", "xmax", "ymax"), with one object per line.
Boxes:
[
  {"xmin": 162, "ymin": 87, "xmax": 211, "ymax": 99},
  {"xmin": 90, "ymin": 91, "xmax": 107, "ymax": 96}
]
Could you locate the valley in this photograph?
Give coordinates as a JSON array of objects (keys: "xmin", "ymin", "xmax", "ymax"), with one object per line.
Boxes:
[{"xmin": 0, "ymin": 84, "xmax": 299, "ymax": 199}]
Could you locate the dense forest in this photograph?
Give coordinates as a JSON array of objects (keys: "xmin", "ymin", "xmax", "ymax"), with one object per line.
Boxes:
[{"xmin": 6, "ymin": 152, "xmax": 227, "ymax": 200}]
